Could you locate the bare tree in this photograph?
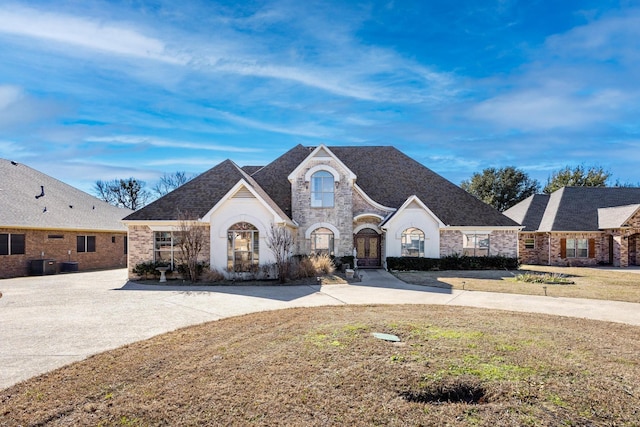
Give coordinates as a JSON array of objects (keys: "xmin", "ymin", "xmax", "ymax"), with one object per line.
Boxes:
[
  {"xmin": 93, "ymin": 178, "xmax": 150, "ymax": 210},
  {"xmin": 266, "ymin": 223, "xmax": 295, "ymax": 283},
  {"xmin": 152, "ymin": 171, "xmax": 194, "ymax": 197},
  {"xmin": 176, "ymin": 210, "xmax": 206, "ymax": 282}
]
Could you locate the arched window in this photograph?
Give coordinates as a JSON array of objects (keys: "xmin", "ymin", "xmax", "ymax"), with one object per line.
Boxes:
[
  {"xmin": 227, "ymin": 222, "xmax": 259, "ymax": 272},
  {"xmin": 401, "ymin": 228, "xmax": 425, "ymax": 257},
  {"xmin": 310, "ymin": 227, "xmax": 334, "ymax": 256},
  {"xmin": 311, "ymin": 170, "xmax": 334, "ymax": 208}
]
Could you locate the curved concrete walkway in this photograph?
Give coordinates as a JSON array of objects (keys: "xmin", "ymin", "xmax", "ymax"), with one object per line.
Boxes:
[{"xmin": 1, "ymin": 268, "xmax": 638, "ymax": 389}]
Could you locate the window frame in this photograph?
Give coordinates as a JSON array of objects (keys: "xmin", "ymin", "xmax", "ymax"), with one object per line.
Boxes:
[
  {"xmin": 310, "ymin": 170, "xmax": 335, "ymax": 208},
  {"xmin": 227, "ymin": 222, "xmax": 259, "ymax": 272},
  {"xmin": 0, "ymin": 233, "xmax": 26, "ymax": 256},
  {"xmin": 401, "ymin": 228, "xmax": 425, "ymax": 257},
  {"xmin": 524, "ymin": 238, "xmax": 535, "ymax": 250},
  {"xmin": 77, "ymin": 235, "xmax": 96, "ymax": 253},
  {"xmin": 566, "ymin": 238, "xmax": 588, "ymax": 258},
  {"xmin": 310, "ymin": 227, "xmax": 335, "ymax": 256},
  {"xmin": 154, "ymin": 231, "xmax": 179, "ymax": 268},
  {"xmin": 463, "ymin": 232, "xmax": 490, "ymax": 257}
]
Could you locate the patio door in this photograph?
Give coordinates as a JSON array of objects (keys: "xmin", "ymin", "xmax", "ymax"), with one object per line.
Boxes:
[{"xmin": 354, "ymin": 228, "xmax": 381, "ymax": 268}]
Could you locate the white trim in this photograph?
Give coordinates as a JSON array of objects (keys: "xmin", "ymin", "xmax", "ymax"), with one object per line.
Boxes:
[
  {"xmin": 216, "ymin": 214, "xmax": 269, "ymax": 238},
  {"xmin": 382, "ymin": 195, "xmax": 445, "ymax": 228},
  {"xmin": 353, "ymin": 184, "xmax": 395, "ymax": 213},
  {"xmin": 304, "ymin": 164, "xmax": 340, "ymax": 182},
  {"xmin": 354, "ymin": 224, "xmax": 382, "ymax": 234},
  {"xmin": 287, "ymin": 144, "xmax": 357, "ymax": 183},
  {"xmin": 354, "ymin": 213, "xmax": 385, "ymax": 222},
  {"xmin": 201, "ymin": 179, "xmax": 289, "ymax": 225},
  {"xmin": 304, "ymin": 222, "xmax": 340, "ymax": 239}
]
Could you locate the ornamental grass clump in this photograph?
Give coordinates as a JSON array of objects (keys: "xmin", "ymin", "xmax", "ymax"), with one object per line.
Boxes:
[{"xmin": 516, "ymin": 272, "xmax": 574, "ymax": 285}]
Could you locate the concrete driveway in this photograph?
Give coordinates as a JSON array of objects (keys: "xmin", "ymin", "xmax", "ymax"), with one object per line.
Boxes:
[{"xmin": 1, "ymin": 268, "xmax": 639, "ymax": 389}]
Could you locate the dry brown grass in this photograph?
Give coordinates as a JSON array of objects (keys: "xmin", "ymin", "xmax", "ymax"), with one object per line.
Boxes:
[
  {"xmin": 1, "ymin": 305, "xmax": 639, "ymax": 426},
  {"xmin": 394, "ymin": 265, "xmax": 640, "ymax": 303}
]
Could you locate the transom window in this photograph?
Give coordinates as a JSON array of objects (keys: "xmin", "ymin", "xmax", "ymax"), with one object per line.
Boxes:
[
  {"xmin": 227, "ymin": 222, "xmax": 259, "ymax": 272},
  {"xmin": 401, "ymin": 228, "xmax": 425, "ymax": 257},
  {"xmin": 311, "ymin": 171, "xmax": 334, "ymax": 208},
  {"xmin": 310, "ymin": 227, "xmax": 334, "ymax": 256},
  {"xmin": 463, "ymin": 232, "xmax": 490, "ymax": 257},
  {"xmin": 566, "ymin": 238, "xmax": 588, "ymax": 258}
]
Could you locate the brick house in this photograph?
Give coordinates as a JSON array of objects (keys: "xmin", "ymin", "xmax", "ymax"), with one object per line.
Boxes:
[
  {"xmin": 503, "ymin": 187, "xmax": 640, "ymax": 267},
  {"xmin": 1, "ymin": 159, "xmax": 132, "ymax": 278},
  {"xmin": 123, "ymin": 145, "xmax": 520, "ymax": 279}
]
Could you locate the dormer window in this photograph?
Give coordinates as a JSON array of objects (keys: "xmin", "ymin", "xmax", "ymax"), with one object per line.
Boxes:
[{"xmin": 311, "ymin": 170, "xmax": 334, "ymax": 208}]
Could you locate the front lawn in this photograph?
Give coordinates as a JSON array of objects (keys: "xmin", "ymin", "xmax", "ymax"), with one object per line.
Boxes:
[
  {"xmin": 1, "ymin": 305, "xmax": 639, "ymax": 426},
  {"xmin": 393, "ymin": 265, "xmax": 640, "ymax": 303}
]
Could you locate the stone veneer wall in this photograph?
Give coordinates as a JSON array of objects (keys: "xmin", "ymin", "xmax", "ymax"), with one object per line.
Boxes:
[
  {"xmin": 352, "ymin": 189, "xmax": 391, "ymax": 218},
  {"xmin": 291, "ymin": 159, "xmax": 354, "ymax": 256},
  {"xmin": 127, "ymin": 224, "xmax": 211, "ymax": 279},
  {"xmin": 0, "ymin": 227, "xmax": 127, "ymax": 279}
]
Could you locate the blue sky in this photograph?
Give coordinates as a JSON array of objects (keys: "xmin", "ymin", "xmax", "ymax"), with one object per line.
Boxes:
[{"xmin": 1, "ymin": 0, "xmax": 639, "ymax": 194}]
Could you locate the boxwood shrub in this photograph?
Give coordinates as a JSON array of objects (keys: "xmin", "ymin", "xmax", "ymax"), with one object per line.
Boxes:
[{"xmin": 387, "ymin": 254, "xmax": 518, "ymax": 271}]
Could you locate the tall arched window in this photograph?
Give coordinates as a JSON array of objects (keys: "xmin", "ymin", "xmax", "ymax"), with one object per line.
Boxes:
[
  {"xmin": 227, "ymin": 222, "xmax": 259, "ymax": 272},
  {"xmin": 311, "ymin": 170, "xmax": 334, "ymax": 207},
  {"xmin": 310, "ymin": 227, "xmax": 334, "ymax": 256},
  {"xmin": 401, "ymin": 228, "xmax": 425, "ymax": 257}
]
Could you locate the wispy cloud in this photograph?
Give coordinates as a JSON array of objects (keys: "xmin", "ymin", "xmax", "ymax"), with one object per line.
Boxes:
[
  {"xmin": 85, "ymin": 135, "xmax": 263, "ymax": 153},
  {"xmin": 0, "ymin": 5, "xmax": 186, "ymax": 64}
]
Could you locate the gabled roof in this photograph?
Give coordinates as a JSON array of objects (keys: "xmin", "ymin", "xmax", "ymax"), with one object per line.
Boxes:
[
  {"xmin": 125, "ymin": 145, "xmax": 518, "ymax": 227},
  {"xmin": 123, "ymin": 159, "xmax": 292, "ymax": 224},
  {"xmin": 0, "ymin": 158, "xmax": 131, "ymax": 231},
  {"xmin": 598, "ymin": 204, "xmax": 640, "ymax": 229},
  {"xmin": 505, "ymin": 187, "xmax": 640, "ymax": 231},
  {"xmin": 503, "ymin": 194, "xmax": 550, "ymax": 231},
  {"xmin": 328, "ymin": 146, "xmax": 518, "ymax": 227}
]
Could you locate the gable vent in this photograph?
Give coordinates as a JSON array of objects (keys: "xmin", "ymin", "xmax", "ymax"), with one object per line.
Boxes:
[{"xmin": 233, "ymin": 187, "xmax": 255, "ymax": 198}]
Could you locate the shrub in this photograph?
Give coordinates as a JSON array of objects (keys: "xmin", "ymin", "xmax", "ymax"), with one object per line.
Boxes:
[
  {"xmin": 201, "ymin": 268, "xmax": 225, "ymax": 283},
  {"xmin": 133, "ymin": 261, "xmax": 171, "ymax": 279},
  {"xmin": 176, "ymin": 261, "xmax": 209, "ymax": 281},
  {"xmin": 387, "ymin": 255, "xmax": 519, "ymax": 271},
  {"xmin": 312, "ymin": 254, "xmax": 336, "ymax": 275}
]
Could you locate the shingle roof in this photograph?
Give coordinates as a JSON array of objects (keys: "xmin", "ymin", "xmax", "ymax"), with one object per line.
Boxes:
[
  {"xmin": 124, "ymin": 159, "xmax": 247, "ymax": 221},
  {"xmin": 598, "ymin": 204, "xmax": 640, "ymax": 229},
  {"xmin": 506, "ymin": 187, "xmax": 640, "ymax": 231},
  {"xmin": 503, "ymin": 194, "xmax": 550, "ymax": 231},
  {"xmin": 124, "ymin": 145, "xmax": 519, "ymax": 227},
  {"xmin": 0, "ymin": 158, "xmax": 131, "ymax": 231},
  {"xmin": 327, "ymin": 146, "xmax": 518, "ymax": 226}
]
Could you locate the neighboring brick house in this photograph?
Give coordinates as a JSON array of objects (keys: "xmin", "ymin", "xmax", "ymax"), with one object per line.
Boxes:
[
  {"xmin": 0, "ymin": 159, "xmax": 132, "ymax": 278},
  {"xmin": 123, "ymin": 144, "xmax": 520, "ymax": 279},
  {"xmin": 503, "ymin": 187, "xmax": 640, "ymax": 267}
]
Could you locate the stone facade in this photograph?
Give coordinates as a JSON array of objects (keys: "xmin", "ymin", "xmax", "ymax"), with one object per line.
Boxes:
[
  {"xmin": 291, "ymin": 158, "xmax": 355, "ymax": 257},
  {"xmin": 0, "ymin": 227, "xmax": 127, "ymax": 279}
]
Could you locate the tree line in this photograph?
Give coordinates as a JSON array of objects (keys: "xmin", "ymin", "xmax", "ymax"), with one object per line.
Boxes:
[
  {"xmin": 94, "ymin": 171, "xmax": 194, "ymax": 210},
  {"xmin": 461, "ymin": 165, "xmax": 638, "ymax": 212}
]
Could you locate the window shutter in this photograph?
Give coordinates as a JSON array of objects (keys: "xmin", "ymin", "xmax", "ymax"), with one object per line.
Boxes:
[
  {"xmin": 588, "ymin": 239, "xmax": 595, "ymax": 258},
  {"xmin": 560, "ymin": 238, "xmax": 566, "ymax": 258}
]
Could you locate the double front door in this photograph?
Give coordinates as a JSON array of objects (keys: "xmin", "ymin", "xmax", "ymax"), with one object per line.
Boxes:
[{"xmin": 354, "ymin": 229, "xmax": 381, "ymax": 268}]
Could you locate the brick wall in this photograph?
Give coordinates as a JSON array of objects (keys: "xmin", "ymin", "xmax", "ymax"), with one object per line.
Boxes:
[
  {"xmin": 0, "ymin": 227, "xmax": 127, "ymax": 279},
  {"xmin": 439, "ymin": 230, "xmax": 462, "ymax": 256},
  {"xmin": 490, "ymin": 230, "xmax": 518, "ymax": 257},
  {"xmin": 126, "ymin": 224, "xmax": 211, "ymax": 280}
]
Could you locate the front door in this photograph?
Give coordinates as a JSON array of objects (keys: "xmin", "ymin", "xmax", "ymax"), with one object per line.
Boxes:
[{"xmin": 354, "ymin": 229, "xmax": 381, "ymax": 268}]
